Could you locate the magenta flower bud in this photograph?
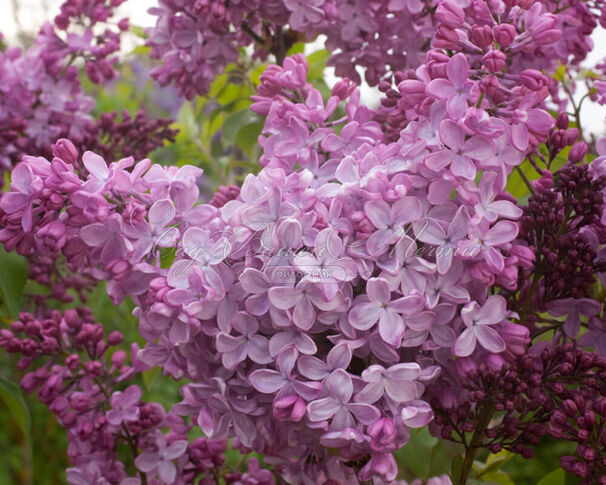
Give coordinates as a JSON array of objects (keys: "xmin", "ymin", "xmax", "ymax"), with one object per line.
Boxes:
[
  {"xmin": 551, "ymin": 410, "xmax": 568, "ymax": 425},
  {"xmin": 565, "ymin": 127, "xmax": 579, "ymax": 145},
  {"xmin": 556, "ymin": 112, "xmax": 569, "ymax": 129},
  {"xmin": 41, "ymin": 337, "xmax": 58, "ymax": 353},
  {"xmin": 273, "ymin": 394, "xmax": 306, "ymax": 422},
  {"xmin": 331, "ymin": 78, "xmax": 356, "ymax": 100},
  {"xmin": 518, "ymin": 69, "xmax": 547, "ymax": 90},
  {"xmin": 368, "ymin": 418, "xmax": 397, "ymax": 452},
  {"xmin": 562, "ymin": 399, "xmax": 578, "ymax": 416},
  {"xmin": 433, "ymin": 25, "xmax": 460, "ymax": 50},
  {"xmin": 436, "ymin": 0, "xmax": 465, "ymax": 28},
  {"xmin": 568, "ymin": 142, "xmax": 587, "ymax": 163},
  {"xmin": 106, "ymin": 258, "xmax": 131, "ymax": 281},
  {"xmin": 111, "ymin": 350, "xmax": 127, "ymax": 368},
  {"xmin": 85, "ymin": 361, "xmax": 102, "ymax": 377},
  {"xmin": 65, "ymin": 354, "xmax": 80, "ymax": 370},
  {"xmin": 595, "ymin": 397, "xmax": 606, "ymax": 416},
  {"xmin": 51, "ymin": 139, "xmax": 79, "ymax": 164},
  {"xmin": 117, "ymin": 18, "xmax": 129, "ymax": 31},
  {"xmin": 107, "ymin": 331, "xmax": 124, "ymax": 346},
  {"xmin": 64, "ymin": 309, "xmax": 81, "ymax": 330},
  {"xmin": 551, "ymin": 130, "xmax": 565, "ymax": 150},
  {"xmin": 24, "ymin": 320, "xmax": 42, "ymax": 336},
  {"xmin": 397, "ymin": 79, "xmax": 426, "ymax": 106},
  {"xmin": 510, "ymin": 245, "xmax": 535, "ymax": 266},
  {"xmin": 482, "ymin": 49, "xmax": 506, "ymax": 72},
  {"xmin": 530, "ymin": 14, "xmax": 562, "ymax": 45},
  {"xmin": 493, "ymin": 24, "xmax": 516, "ymax": 47},
  {"xmin": 471, "ymin": 25, "xmax": 493, "ymax": 48},
  {"xmin": 427, "ymin": 50, "xmax": 449, "ymax": 78},
  {"xmin": 480, "ymin": 75, "xmax": 505, "ymax": 103}
]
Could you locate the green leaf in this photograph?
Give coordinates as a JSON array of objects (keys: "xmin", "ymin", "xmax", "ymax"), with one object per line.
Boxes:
[
  {"xmin": 450, "ymin": 454, "xmax": 465, "ymax": 483},
  {"xmin": 538, "ymin": 469, "xmax": 566, "ymax": 485},
  {"xmin": 236, "ymin": 121, "xmax": 264, "ymax": 161},
  {"xmin": 0, "ymin": 377, "xmax": 31, "ymax": 446},
  {"xmin": 223, "ymin": 110, "xmax": 257, "ymax": 143},
  {"xmin": 287, "ymin": 42, "xmax": 305, "ymax": 55},
  {"xmin": 307, "ymin": 49, "xmax": 330, "ymax": 80},
  {"xmin": 553, "ymin": 63, "xmax": 566, "ymax": 82},
  {"xmin": 129, "ymin": 25, "xmax": 148, "ymax": 39},
  {"xmin": 482, "ymin": 471, "xmax": 515, "ymax": 485},
  {"xmin": 0, "ymin": 247, "xmax": 28, "ymax": 319},
  {"xmin": 130, "ymin": 45, "xmax": 151, "ymax": 56},
  {"xmin": 394, "ymin": 428, "xmax": 438, "ymax": 479},
  {"xmin": 142, "ymin": 367, "xmax": 161, "ymax": 391},
  {"xmin": 176, "ymin": 102, "xmax": 199, "ymax": 140},
  {"xmin": 479, "ymin": 450, "xmax": 515, "ymax": 476}
]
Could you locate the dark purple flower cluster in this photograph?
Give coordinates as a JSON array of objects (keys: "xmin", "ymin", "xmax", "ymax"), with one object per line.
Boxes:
[
  {"xmin": 429, "ymin": 343, "xmax": 606, "ymax": 484},
  {"xmin": 82, "ymin": 110, "xmax": 178, "ymax": 162}
]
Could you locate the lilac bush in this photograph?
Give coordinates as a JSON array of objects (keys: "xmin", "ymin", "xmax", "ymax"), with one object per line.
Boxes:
[{"xmin": 0, "ymin": 0, "xmax": 606, "ymax": 484}]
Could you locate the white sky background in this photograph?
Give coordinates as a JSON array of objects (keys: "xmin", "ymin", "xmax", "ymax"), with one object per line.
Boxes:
[{"xmin": 2, "ymin": 0, "xmax": 605, "ymax": 136}]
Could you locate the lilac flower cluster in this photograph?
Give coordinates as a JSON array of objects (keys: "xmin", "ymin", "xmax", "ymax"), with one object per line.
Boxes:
[
  {"xmin": 5, "ymin": 45, "xmax": 556, "ymax": 482},
  {"xmin": 0, "ymin": 0, "xmax": 174, "ymax": 181},
  {"xmin": 2, "ymin": 0, "xmax": 606, "ymax": 482},
  {"xmin": 0, "ymin": 308, "xmax": 277, "ymax": 485},
  {"xmin": 145, "ymin": 0, "xmax": 606, "ymax": 98}
]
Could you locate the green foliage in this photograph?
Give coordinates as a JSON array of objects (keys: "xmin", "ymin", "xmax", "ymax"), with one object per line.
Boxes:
[
  {"xmin": 395, "ymin": 428, "xmax": 462, "ymax": 480},
  {"xmin": 0, "ymin": 376, "xmax": 31, "ymax": 448},
  {"xmin": 0, "ymin": 248, "xmax": 28, "ymax": 319},
  {"xmin": 162, "ymin": 63, "xmax": 264, "ymax": 191}
]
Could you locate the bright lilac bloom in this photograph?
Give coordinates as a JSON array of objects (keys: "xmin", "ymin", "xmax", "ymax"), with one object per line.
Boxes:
[
  {"xmin": 143, "ymin": 164, "xmax": 203, "ymax": 211},
  {"xmin": 107, "ymin": 385, "xmax": 141, "ymax": 426},
  {"xmin": 424, "ymin": 262, "xmax": 471, "ymax": 309},
  {"xmin": 292, "ymin": 232, "xmax": 357, "ymax": 300},
  {"xmin": 298, "ymin": 343, "xmax": 352, "ymax": 380},
  {"xmin": 240, "ymin": 187, "xmax": 298, "ymax": 231},
  {"xmin": 0, "ymin": 163, "xmax": 43, "ymax": 231},
  {"xmin": 284, "ymin": 0, "xmax": 325, "ymax": 29},
  {"xmin": 579, "ymin": 317, "xmax": 606, "ymax": 356},
  {"xmin": 295, "ymin": 89, "xmax": 338, "ymax": 124},
  {"xmin": 167, "ymin": 227, "xmax": 231, "ymax": 290},
  {"xmin": 425, "ymin": 120, "xmax": 495, "ymax": 179},
  {"xmin": 134, "ymin": 433, "xmax": 188, "ymax": 484},
  {"xmin": 358, "ymin": 453, "xmax": 398, "ymax": 483},
  {"xmin": 249, "ymin": 348, "xmax": 321, "ymax": 401},
  {"xmin": 454, "ymin": 295, "xmax": 507, "ymax": 357},
  {"xmin": 66, "ymin": 463, "xmax": 110, "ymax": 485},
  {"xmin": 548, "ymin": 298, "xmax": 601, "ymax": 338},
  {"xmin": 458, "ymin": 220, "xmax": 519, "ymax": 272},
  {"xmin": 426, "ymin": 54, "xmax": 475, "ymax": 119},
  {"xmin": 80, "ymin": 214, "xmax": 134, "ymax": 264},
  {"xmin": 415, "ymin": 207, "xmax": 469, "ymax": 275},
  {"xmin": 268, "ymin": 280, "xmax": 345, "ymax": 329},
  {"xmin": 269, "ymin": 328, "xmax": 318, "ymax": 356},
  {"xmin": 389, "ymin": 0, "xmax": 422, "ymax": 14},
  {"xmin": 400, "ymin": 400, "xmax": 434, "ymax": 428},
  {"xmin": 472, "ymin": 172, "xmax": 523, "ymax": 223},
  {"xmin": 124, "ymin": 199, "xmax": 179, "ymax": 260},
  {"xmin": 364, "ymin": 197, "xmax": 422, "ymax": 255},
  {"xmin": 355, "ymin": 363, "xmax": 422, "ymax": 404},
  {"xmin": 307, "ymin": 369, "xmax": 380, "ymax": 429},
  {"xmin": 215, "ymin": 312, "xmax": 272, "ymax": 370},
  {"xmin": 349, "ymin": 278, "xmax": 425, "ymax": 346},
  {"xmin": 378, "ymin": 235, "xmax": 435, "ymax": 294}
]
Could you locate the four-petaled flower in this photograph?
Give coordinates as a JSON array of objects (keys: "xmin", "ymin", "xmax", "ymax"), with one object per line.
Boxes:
[{"xmin": 454, "ymin": 295, "xmax": 508, "ymax": 356}]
